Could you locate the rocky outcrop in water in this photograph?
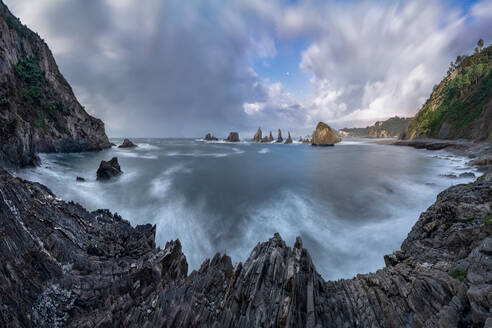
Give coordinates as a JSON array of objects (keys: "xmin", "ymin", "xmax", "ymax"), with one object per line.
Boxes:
[
  {"xmin": 96, "ymin": 157, "xmax": 122, "ymax": 180},
  {"xmin": 277, "ymin": 129, "xmax": 283, "ymax": 143},
  {"xmin": 204, "ymin": 133, "xmax": 218, "ymax": 141},
  {"xmin": 253, "ymin": 128, "xmax": 262, "ymax": 142},
  {"xmin": 0, "ymin": 1, "xmax": 110, "ymax": 167},
  {"xmin": 0, "ymin": 166, "xmax": 491, "ymax": 327},
  {"xmin": 312, "ymin": 122, "xmax": 341, "ymax": 146},
  {"xmin": 285, "ymin": 131, "xmax": 293, "ymax": 144},
  {"xmin": 118, "ymin": 138, "xmax": 137, "ymax": 148},
  {"xmin": 226, "ymin": 132, "xmax": 240, "ymax": 142}
]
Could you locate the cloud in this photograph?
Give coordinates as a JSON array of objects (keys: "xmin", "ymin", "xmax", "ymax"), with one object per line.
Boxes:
[{"xmin": 5, "ymin": 0, "xmax": 492, "ymax": 136}]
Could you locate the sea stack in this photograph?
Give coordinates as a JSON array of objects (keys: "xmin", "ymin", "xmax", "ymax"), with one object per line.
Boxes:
[
  {"xmin": 277, "ymin": 129, "xmax": 283, "ymax": 143},
  {"xmin": 285, "ymin": 132, "xmax": 292, "ymax": 144},
  {"xmin": 312, "ymin": 122, "xmax": 341, "ymax": 146},
  {"xmin": 269, "ymin": 131, "xmax": 274, "ymax": 142},
  {"xmin": 226, "ymin": 132, "xmax": 240, "ymax": 142},
  {"xmin": 97, "ymin": 157, "xmax": 122, "ymax": 180},
  {"xmin": 204, "ymin": 133, "xmax": 218, "ymax": 141},
  {"xmin": 119, "ymin": 138, "xmax": 137, "ymax": 148},
  {"xmin": 253, "ymin": 128, "xmax": 262, "ymax": 142}
]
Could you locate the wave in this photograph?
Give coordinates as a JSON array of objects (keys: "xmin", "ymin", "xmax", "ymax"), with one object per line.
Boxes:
[{"xmin": 258, "ymin": 148, "xmax": 270, "ymax": 154}]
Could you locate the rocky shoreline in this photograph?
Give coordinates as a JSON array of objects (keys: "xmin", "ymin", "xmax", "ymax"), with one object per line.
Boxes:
[{"xmin": 1, "ymin": 163, "xmax": 491, "ymax": 327}]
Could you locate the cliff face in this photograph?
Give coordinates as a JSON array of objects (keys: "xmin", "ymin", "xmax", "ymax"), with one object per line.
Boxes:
[
  {"xmin": 1, "ymin": 167, "xmax": 490, "ymax": 327},
  {"xmin": 340, "ymin": 116, "xmax": 412, "ymax": 138},
  {"xmin": 0, "ymin": 1, "xmax": 110, "ymax": 167},
  {"xmin": 405, "ymin": 44, "xmax": 492, "ymax": 141}
]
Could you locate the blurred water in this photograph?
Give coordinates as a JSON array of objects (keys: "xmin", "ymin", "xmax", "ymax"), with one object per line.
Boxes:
[{"xmin": 16, "ymin": 138, "xmax": 478, "ymax": 280}]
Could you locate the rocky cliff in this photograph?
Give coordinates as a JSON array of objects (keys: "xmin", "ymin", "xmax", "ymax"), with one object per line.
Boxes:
[
  {"xmin": 404, "ymin": 43, "xmax": 492, "ymax": 141},
  {"xmin": 1, "ymin": 167, "xmax": 490, "ymax": 327},
  {"xmin": 0, "ymin": 1, "xmax": 110, "ymax": 167},
  {"xmin": 340, "ymin": 116, "xmax": 412, "ymax": 138},
  {"xmin": 312, "ymin": 121, "xmax": 341, "ymax": 145}
]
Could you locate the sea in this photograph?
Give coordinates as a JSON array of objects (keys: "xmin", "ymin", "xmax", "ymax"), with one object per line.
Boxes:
[{"xmin": 15, "ymin": 138, "xmax": 478, "ymax": 280}]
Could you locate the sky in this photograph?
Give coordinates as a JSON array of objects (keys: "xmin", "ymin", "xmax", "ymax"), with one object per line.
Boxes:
[{"xmin": 5, "ymin": 0, "xmax": 492, "ymax": 138}]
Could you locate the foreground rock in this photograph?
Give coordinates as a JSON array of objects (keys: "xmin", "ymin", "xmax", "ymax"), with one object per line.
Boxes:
[
  {"xmin": 0, "ymin": 2, "xmax": 110, "ymax": 167},
  {"xmin": 253, "ymin": 128, "xmax": 262, "ymax": 142},
  {"xmin": 204, "ymin": 133, "xmax": 218, "ymax": 141},
  {"xmin": 312, "ymin": 121, "xmax": 341, "ymax": 146},
  {"xmin": 0, "ymin": 167, "xmax": 491, "ymax": 326},
  {"xmin": 96, "ymin": 157, "xmax": 122, "ymax": 180},
  {"xmin": 225, "ymin": 132, "xmax": 240, "ymax": 142},
  {"xmin": 118, "ymin": 138, "xmax": 137, "ymax": 148},
  {"xmin": 285, "ymin": 131, "xmax": 293, "ymax": 144}
]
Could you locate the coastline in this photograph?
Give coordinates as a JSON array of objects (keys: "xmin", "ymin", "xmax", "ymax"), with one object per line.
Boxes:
[{"xmin": 1, "ymin": 153, "xmax": 491, "ymax": 326}]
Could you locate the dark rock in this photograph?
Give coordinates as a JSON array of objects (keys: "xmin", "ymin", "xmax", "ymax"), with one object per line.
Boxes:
[
  {"xmin": 1, "ymin": 167, "xmax": 491, "ymax": 327},
  {"xmin": 269, "ymin": 131, "xmax": 274, "ymax": 141},
  {"xmin": 276, "ymin": 129, "xmax": 283, "ymax": 143},
  {"xmin": 225, "ymin": 132, "xmax": 240, "ymax": 142},
  {"xmin": 0, "ymin": 2, "xmax": 110, "ymax": 167},
  {"xmin": 459, "ymin": 172, "xmax": 475, "ymax": 178},
  {"xmin": 204, "ymin": 133, "xmax": 218, "ymax": 141},
  {"xmin": 253, "ymin": 128, "xmax": 262, "ymax": 142},
  {"xmin": 96, "ymin": 157, "xmax": 122, "ymax": 180},
  {"xmin": 440, "ymin": 173, "xmax": 458, "ymax": 179},
  {"xmin": 284, "ymin": 131, "xmax": 293, "ymax": 144},
  {"xmin": 76, "ymin": 176, "xmax": 85, "ymax": 182},
  {"xmin": 312, "ymin": 122, "xmax": 341, "ymax": 146},
  {"xmin": 118, "ymin": 138, "xmax": 137, "ymax": 148}
]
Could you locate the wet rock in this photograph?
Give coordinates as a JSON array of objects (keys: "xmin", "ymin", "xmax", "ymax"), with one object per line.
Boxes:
[
  {"xmin": 96, "ymin": 157, "xmax": 122, "ymax": 180},
  {"xmin": 118, "ymin": 138, "xmax": 137, "ymax": 148},
  {"xmin": 76, "ymin": 176, "xmax": 85, "ymax": 182},
  {"xmin": 204, "ymin": 133, "xmax": 218, "ymax": 141},
  {"xmin": 225, "ymin": 132, "xmax": 240, "ymax": 142},
  {"xmin": 269, "ymin": 131, "xmax": 274, "ymax": 142},
  {"xmin": 284, "ymin": 132, "xmax": 293, "ymax": 144},
  {"xmin": 440, "ymin": 173, "xmax": 458, "ymax": 179},
  {"xmin": 459, "ymin": 172, "xmax": 476, "ymax": 178},
  {"xmin": 311, "ymin": 122, "xmax": 341, "ymax": 146},
  {"xmin": 253, "ymin": 128, "xmax": 262, "ymax": 142}
]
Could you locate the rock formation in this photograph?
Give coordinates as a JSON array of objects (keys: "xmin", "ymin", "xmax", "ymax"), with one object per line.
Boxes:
[
  {"xmin": 225, "ymin": 132, "xmax": 240, "ymax": 142},
  {"xmin": 276, "ymin": 129, "xmax": 283, "ymax": 143},
  {"xmin": 76, "ymin": 176, "xmax": 85, "ymax": 182},
  {"xmin": 404, "ymin": 44, "xmax": 492, "ymax": 141},
  {"xmin": 285, "ymin": 131, "xmax": 293, "ymax": 144},
  {"xmin": 269, "ymin": 131, "xmax": 274, "ymax": 141},
  {"xmin": 0, "ymin": 2, "xmax": 110, "ymax": 167},
  {"xmin": 204, "ymin": 133, "xmax": 218, "ymax": 141},
  {"xmin": 253, "ymin": 128, "xmax": 262, "ymax": 142},
  {"xmin": 312, "ymin": 122, "xmax": 341, "ymax": 146},
  {"xmin": 0, "ymin": 166, "xmax": 491, "ymax": 327},
  {"xmin": 118, "ymin": 138, "xmax": 137, "ymax": 148},
  {"xmin": 96, "ymin": 157, "xmax": 122, "ymax": 180},
  {"xmin": 339, "ymin": 116, "xmax": 412, "ymax": 138}
]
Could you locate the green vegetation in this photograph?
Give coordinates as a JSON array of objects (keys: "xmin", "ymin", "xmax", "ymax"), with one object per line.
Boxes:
[
  {"xmin": 449, "ymin": 268, "xmax": 467, "ymax": 282},
  {"xmin": 406, "ymin": 40, "xmax": 492, "ymax": 139},
  {"xmin": 35, "ymin": 111, "xmax": 46, "ymax": 130},
  {"xmin": 14, "ymin": 55, "xmax": 44, "ymax": 103},
  {"xmin": 484, "ymin": 215, "xmax": 491, "ymax": 227}
]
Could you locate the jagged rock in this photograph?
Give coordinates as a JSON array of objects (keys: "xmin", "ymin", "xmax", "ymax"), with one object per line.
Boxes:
[
  {"xmin": 285, "ymin": 131, "xmax": 293, "ymax": 144},
  {"xmin": 204, "ymin": 133, "xmax": 218, "ymax": 141},
  {"xmin": 312, "ymin": 122, "xmax": 341, "ymax": 146},
  {"xmin": 0, "ymin": 167, "xmax": 491, "ymax": 327},
  {"xmin": 225, "ymin": 132, "xmax": 240, "ymax": 142},
  {"xmin": 118, "ymin": 138, "xmax": 137, "ymax": 148},
  {"xmin": 269, "ymin": 131, "xmax": 274, "ymax": 141},
  {"xmin": 277, "ymin": 129, "xmax": 283, "ymax": 143},
  {"xmin": 110, "ymin": 143, "xmax": 117, "ymax": 147},
  {"xmin": 96, "ymin": 157, "xmax": 122, "ymax": 180},
  {"xmin": 253, "ymin": 128, "xmax": 262, "ymax": 142},
  {"xmin": 76, "ymin": 176, "xmax": 85, "ymax": 182},
  {"xmin": 0, "ymin": 2, "xmax": 110, "ymax": 167},
  {"xmin": 459, "ymin": 172, "xmax": 475, "ymax": 178}
]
